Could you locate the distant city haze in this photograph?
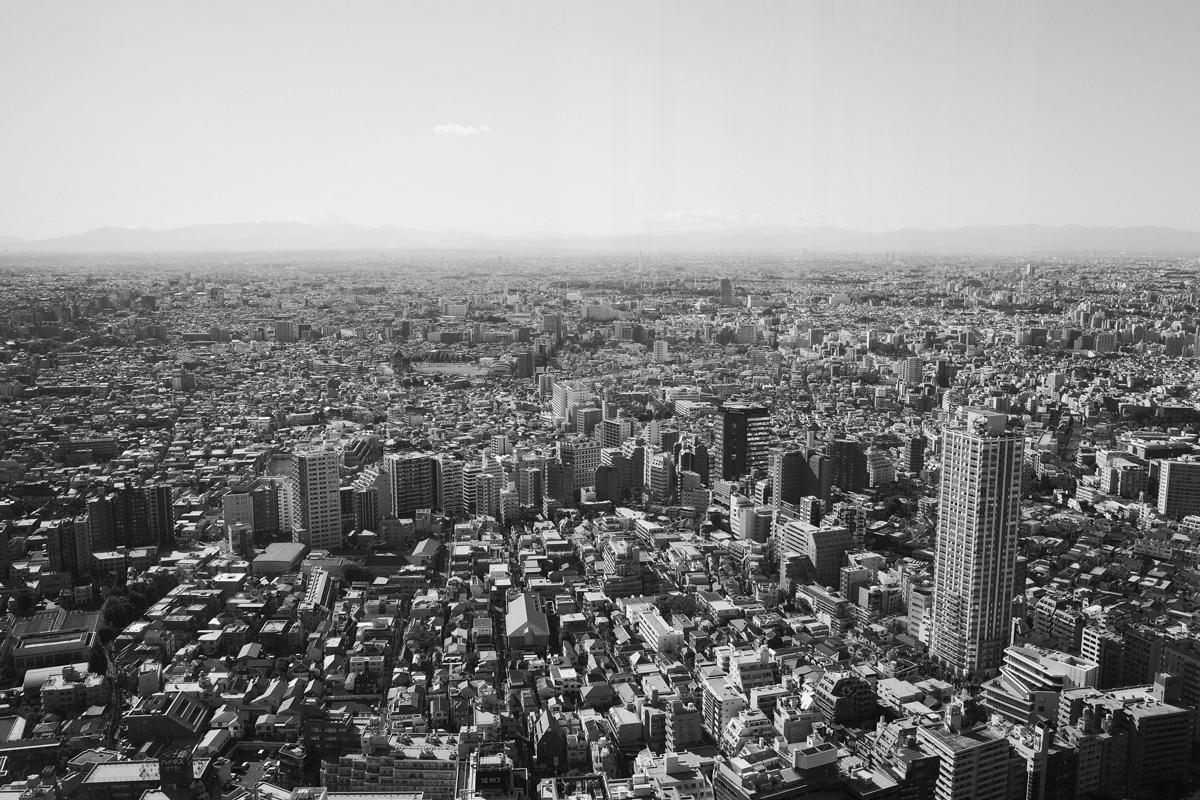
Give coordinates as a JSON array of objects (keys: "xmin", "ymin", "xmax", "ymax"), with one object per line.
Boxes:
[{"xmin": 2, "ymin": 1, "xmax": 1198, "ymax": 241}]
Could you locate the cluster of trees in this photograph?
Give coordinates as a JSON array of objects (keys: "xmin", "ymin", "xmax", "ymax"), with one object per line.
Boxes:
[
  {"xmin": 342, "ymin": 565, "xmax": 373, "ymax": 585},
  {"xmin": 655, "ymin": 593, "xmax": 702, "ymax": 620},
  {"xmin": 101, "ymin": 581, "xmax": 165, "ymax": 631}
]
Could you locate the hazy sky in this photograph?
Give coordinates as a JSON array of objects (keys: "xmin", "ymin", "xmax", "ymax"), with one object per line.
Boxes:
[{"xmin": 2, "ymin": 1, "xmax": 1198, "ymax": 240}]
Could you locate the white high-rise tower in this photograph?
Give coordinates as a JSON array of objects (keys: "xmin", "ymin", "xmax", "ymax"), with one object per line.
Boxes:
[
  {"xmin": 931, "ymin": 408, "xmax": 1023, "ymax": 677},
  {"xmin": 291, "ymin": 443, "xmax": 342, "ymax": 551}
]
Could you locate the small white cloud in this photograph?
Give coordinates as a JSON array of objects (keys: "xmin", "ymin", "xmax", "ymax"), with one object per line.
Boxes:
[{"xmin": 434, "ymin": 124, "xmax": 493, "ymax": 137}]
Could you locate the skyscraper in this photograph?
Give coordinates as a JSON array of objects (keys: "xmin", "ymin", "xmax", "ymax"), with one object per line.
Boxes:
[
  {"xmin": 291, "ymin": 444, "xmax": 342, "ymax": 551},
  {"xmin": 719, "ymin": 277, "xmax": 733, "ymax": 306},
  {"xmin": 931, "ymin": 408, "xmax": 1023, "ymax": 677},
  {"xmin": 713, "ymin": 402, "xmax": 771, "ymax": 481}
]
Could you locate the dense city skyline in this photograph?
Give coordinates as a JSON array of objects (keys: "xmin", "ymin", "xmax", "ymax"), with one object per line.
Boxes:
[
  {"xmin": 3, "ymin": 3, "xmax": 1200, "ymax": 800},
  {"xmin": 2, "ymin": 251, "xmax": 1199, "ymax": 800}
]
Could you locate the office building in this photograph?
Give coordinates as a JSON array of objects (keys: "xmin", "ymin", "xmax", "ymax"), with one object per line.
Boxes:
[
  {"xmin": 575, "ymin": 406, "xmax": 602, "ymax": 437},
  {"xmin": 514, "ymin": 350, "xmax": 535, "ymax": 379},
  {"xmin": 559, "ymin": 437, "xmax": 601, "ymax": 493},
  {"xmin": 981, "ymin": 644, "xmax": 1098, "ymax": 724},
  {"xmin": 769, "ymin": 449, "xmax": 807, "ymax": 507},
  {"xmin": 598, "ymin": 416, "xmax": 636, "ymax": 449},
  {"xmin": 828, "ymin": 438, "xmax": 869, "ymax": 494},
  {"xmin": 776, "ymin": 520, "xmax": 853, "ymax": 588},
  {"xmin": 713, "ymin": 402, "xmax": 771, "ymax": 481}
]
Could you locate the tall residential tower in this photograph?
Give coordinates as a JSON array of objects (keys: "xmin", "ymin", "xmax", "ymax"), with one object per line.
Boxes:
[
  {"xmin": 291, "ymin": 444, "xmax": 342, "ymax": 551},
  {"xmin": 931, "ymin": 408, "xmax": 1023, "ymax": 678}
]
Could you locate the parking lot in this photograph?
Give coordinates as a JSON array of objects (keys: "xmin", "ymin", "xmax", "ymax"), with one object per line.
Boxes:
[{"xmin": 224, "ymin": 749, "xmax": 278, "ymax": 795}]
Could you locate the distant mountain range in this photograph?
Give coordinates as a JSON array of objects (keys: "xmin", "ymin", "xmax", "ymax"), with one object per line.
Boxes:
[{"xmin": 3, "ymin": 221, "xmax": 1200, "ymax": 254}]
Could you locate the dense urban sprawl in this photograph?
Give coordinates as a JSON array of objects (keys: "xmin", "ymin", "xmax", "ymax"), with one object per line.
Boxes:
[{"xmin": 0, "ymin": 251, "xmax": 1198, "ymax": 800}]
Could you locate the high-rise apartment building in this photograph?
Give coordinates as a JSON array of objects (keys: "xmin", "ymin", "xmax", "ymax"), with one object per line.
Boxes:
[
  {"xmin": 513, "ymin": 350, "xmax": 535, "ymax": 379},
  {"xmin": 899, "ymin": 356, "xmax": 924, "ymax": 386},
  {"xmin": 475, "ymin": 472, "xmax": 501, "ymax": 519},
  {"xmin": 249, "ymin": 479, "xmax": 280, "ymax": 534},
  {"xmin": 916, "ymin": 709, "xmax": 1013, "ymax": 800},
  {"xmin": 931, "ymin": 408, "xmax": 1023, "ymax": 677},
  {"xmin": 434, "ymin": 455, "xmax": 463, "ymax": 517},
  {"xmin": 904, "ymin": 435, "xmax": 927, "ymax": 473},
  {"xmin": 645, "ymin": 450, "xmax": 675, "ymax": 504},
  {"xmin": 88, "ymin": 481, "xmax": 152, "ymax": 551},
  {"xmin": 386, "ymin": 453, "xmax": 437, "ymax": 519},
  {"xmin": 145, "ymin": 482, "xmax": 175, "ymax": 549},
  {"xmin": 516, "ymin": 466, "xmax": 544, "ymax": 508},
  {"xmin": 275, "ymin": 320, "xmax": 299, "ymax": 343},
  {"xmin": 713, "ymin": 402, "xmax": 771, "ymax": 481},
  {"xmin": 1157, "ymin": 460, "xmax": 1200, "ymax": 519},
  {"xmin": 291, "ymin": 444, "xmax": 342, "ymax": 551},
  {"xmin": 542, "ymin": 313, "xmax": 563, "ymax": 341},
  {"xmin": 222, "ymin": 491, "xmax": 254, "ymax": 530}
]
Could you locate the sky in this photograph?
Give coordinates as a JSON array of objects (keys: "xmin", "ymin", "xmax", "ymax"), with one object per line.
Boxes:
[{"xmin": 2, "ymin": 1, "xmax": 1199, "ymax": 240}]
